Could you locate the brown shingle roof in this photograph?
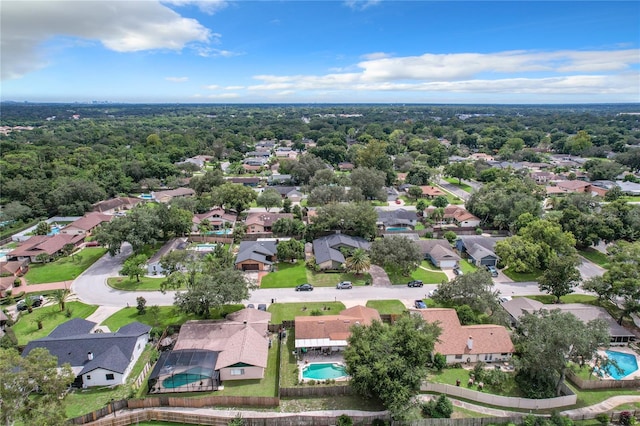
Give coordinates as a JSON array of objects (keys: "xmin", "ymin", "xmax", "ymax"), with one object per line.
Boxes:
[
  {"xmin": 420, "ymin": 186, "xmax": 446, "ymax": 197},
  {"xmin": 295, "ymin": 305, "xmax": 382, "ymax": 340},
  {"xmin": 417, "ymin": 308, "xmax": 514, "ymax": 356},
  {"xmin": 9, "ymin": 234, "xmax": 83, "ymax": 258},
  {"xmin": 66, "ymin": 212, "xmax": 112, "ymax": 231},
  {"xmin": 245, "ymin": 213, "xmax": 293, "ymax": 227}
]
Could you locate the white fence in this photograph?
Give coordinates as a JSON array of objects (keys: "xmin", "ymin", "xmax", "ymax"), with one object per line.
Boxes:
[{"xmin": 421, "ymin": 382, "xmax": 577, "ymax": 410}]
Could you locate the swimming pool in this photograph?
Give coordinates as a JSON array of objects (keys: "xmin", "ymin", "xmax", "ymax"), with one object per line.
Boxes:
[
  {"xmin": 386, "ymin": 227, "xmax": 410, "ymax": 232},
  {"xmin": 139, "ymin": 194, "xmax": 154, "ymax": 200},
  {"xmin": 604, "ymin": 350, "xmax": 639, "ymax": 380},
  {"xmin": 162, "ymin": 368, "xmax": 211, "ymax": 388},
  {"xmin": 47, "ymin": 225, "xmax": 62, "ymax": 236},
  {"xmin": 195, "ymin": 243, "xmax": 217, "ymax": 252},
  {"xmin": 302, "ymin": 363, "xmax": 348, "ymax": 380},
  {"xmin": 206, "ymin": 229, "xmax": 232, "ymax": 235}
]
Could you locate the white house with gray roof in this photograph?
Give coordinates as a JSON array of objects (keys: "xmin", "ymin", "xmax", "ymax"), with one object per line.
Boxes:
[
  {"xmin": 456, "ymin": 236, "xmax": 501, "ymax": 267},
  {"xmin": 23, "ymin": 318, "xmax": 151, "ymax": 388}
]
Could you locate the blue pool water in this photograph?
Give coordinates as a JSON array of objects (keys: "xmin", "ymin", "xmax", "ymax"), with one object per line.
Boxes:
[
  {"xmin": 604, "ymin": 350, "xmax": 639, "ymax": 380},
  {"xmin": 162, "ymin": 368, "xmax": 211, "ymax": 388},
  {"xmin": 47, "ymin": 225, "xmax": 62, "ymax": 236},
  {"xmin": 139, "ymin": 194, "xmax": 154, "ymax": 200},
  {"xmin": 196, "ymin": 244, "xmax": 217, "ymax": 251},
  {"xmin": 206, "ymin": 229, "xmax": 232, "ymax": 235},
  {"xmin": 302, "ymin": 363, "xmax": 348, "ymax": 380},
  {"xmin": 386, "ymin": 227, "xmax": 409, "ymax": 232}
]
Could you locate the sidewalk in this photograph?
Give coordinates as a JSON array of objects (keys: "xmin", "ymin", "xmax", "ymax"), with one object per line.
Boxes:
[{"xmin": 16, "ymin": 281, "xmax": 70, "ymax": 294}]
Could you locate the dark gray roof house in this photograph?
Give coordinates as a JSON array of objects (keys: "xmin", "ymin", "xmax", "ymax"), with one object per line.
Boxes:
[
  {"xmin": 312, "ymin": 234, "xmax": 370, "ymax": 270},
  {"xmin": 23, "ymin": 319, "xmax": 151, "ymax": 387},
  {"xmin": 376, "ymin": 208, "xmax": 419, "ymax": 228},
  {"xmin": 235, "ymin": 240, "xmax": 278, "ymax": 271},
  {"xmin": 416, "ymin": 239, "xmax": 461, "ymax": 269},
  {"xmin": 456, "ymin": 236, "xmax": 501, "ymax": 267}
]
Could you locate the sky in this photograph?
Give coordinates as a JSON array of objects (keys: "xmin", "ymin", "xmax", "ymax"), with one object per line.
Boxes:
[{"xmin": 1, "ymin": 0, "xmax": 639, "ymax": 104}]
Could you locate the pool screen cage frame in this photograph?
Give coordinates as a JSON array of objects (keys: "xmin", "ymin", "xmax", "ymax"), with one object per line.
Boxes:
[{"xmin": 148, "ymin": 349, "xmax": 219, "ymax": 393}]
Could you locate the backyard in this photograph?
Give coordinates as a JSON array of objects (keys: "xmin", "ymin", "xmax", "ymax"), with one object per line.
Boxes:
[
  {"xmin": 260, "ymin": 261, "xmax": 371, "ymax": 289},
  {"xmin": 24, "ymin": 247, "xmax": 108, "ymax": 284},
  {"xmin": 13, "ymin": 301, "xmax": 98, "ymax": 345}
]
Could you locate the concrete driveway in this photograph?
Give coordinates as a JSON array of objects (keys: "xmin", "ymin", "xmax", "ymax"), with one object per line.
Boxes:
[{"xmin": 368, "ymin": 264, "xmax": 391, "ymax": 287}]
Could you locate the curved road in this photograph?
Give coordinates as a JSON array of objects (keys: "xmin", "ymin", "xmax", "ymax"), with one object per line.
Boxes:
[{"xmin": 71, "ymin": 246, "xmax": 589, "ymax": 310}]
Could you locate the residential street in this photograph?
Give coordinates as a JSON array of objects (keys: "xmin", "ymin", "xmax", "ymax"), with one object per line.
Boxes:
[{"xmin": 71, "ymin": 248, "xmax": 596, "ymax": 312}]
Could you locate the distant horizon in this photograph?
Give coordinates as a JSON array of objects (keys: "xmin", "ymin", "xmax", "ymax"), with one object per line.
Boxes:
[{"xmin": 2, "ymin": 1, "xmax": 638, "ymax": 104}]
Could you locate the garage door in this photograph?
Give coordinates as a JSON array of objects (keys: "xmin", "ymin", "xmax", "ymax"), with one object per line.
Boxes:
[{"xmin": 242, "ymin": 264, "xmax": 259, "ymax": 271}]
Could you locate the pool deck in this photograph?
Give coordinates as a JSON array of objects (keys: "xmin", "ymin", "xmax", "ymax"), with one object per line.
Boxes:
[{"xmin": 595, "ymin": 346, "xmax": 640, "ymax": 380}]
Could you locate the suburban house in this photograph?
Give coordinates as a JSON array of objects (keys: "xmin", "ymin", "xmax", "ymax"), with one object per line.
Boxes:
[
  {"xmin": 23, "ymin": 318, "xmax": 151, "ymax": 388},
  {"xmin": 376, "ymin": 208, "xmax": 419, "ymax": 229},
  {"xmin": 0, "ymin": 259, "xmax": 28, "ymax": 277},
  {"xmin": 152, "ymin": 188, "xmax": 196, "ymax": 204},
  {"xmin": 153, "ymin": 308, "xmax": 271, "ymax": 392},
  {"xmin": 338, "ymin": 162, "xmax": 355, "ymax": 171},
  {"xmin": 0, "ymin": 276, "xmax": 15, "ymax": 298},
  {"xmin": 501, "ymin": 297, "xmax": 636, "ymax": 346},
  {"xmin": 415, "ymin": 308, "xmax": 515, "ymax": 364},
  {"xmin": 146, "ymin": 237, "xmax": 188, "ymax": 276},
  {"xmin": 416, "ymin": 239, "xmax": 461, "ymax": 269},
  {"xmin": 192, "ymin": 208, "xmax": 237, "ymax": 233},
  {"xmin": 451, "ymin": 209, "xmax": 481, "ymax": 228},
  {"xmin": 243, "ymin": 157, "xmax": 269, "ymax": 167},
  {"xmin": 295, "ymin": 305, "xmax": 381, "ymax": 354},
  {"xmin": 60, "ymin": 212, "xmax": 113, "ymax": 236},
  {"xmin": 245, "ymin": 213, "xmax": 293, "ymax": 234},
  {"xmin": 91, "ymin": 197, "xmax": 142, "ymax": 214},
  {"xmin": 267, "ymin": 174, "xmax": 294, "ymax": 185},
  {"xmin": 235, "ymin": 240, "xmax": 278, "ymax": 271},
  {"xmin": 419, "ymin": 186, "xmax": 447, "ymax": 199},
  {"xmin": 174, "ymin": 155, "xmax": 212, "ymax": 169},
  {"xmin": 312, "ymin": 234, "xmax": 371, "ymax": 270},
  {"xmin": 7, "ymin": 233, "xmax": 85, "ymax": 263},
  {"xmin": 269, "ymin": 186, "xmax": 303, "ymax": 202},
  {"xmin": 455, "ymin": 236, "xmax": 500, "ymax": 267}
]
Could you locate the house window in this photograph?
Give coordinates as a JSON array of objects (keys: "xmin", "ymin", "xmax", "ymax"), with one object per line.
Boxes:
[
  {"xmin": 86, "ymin": 375, "xmax": 91, "ymax": 380},
  {"xmin": 484, "ymin": 354, "xmax": 493, "ymax": 361},
  {"xmin": 105, "ymin": 373, "xmax": 115, "ymax": 381},
  {"xmin": 455, "ymin": 355, "xmax": 463, "ymax": 360},
  {"xmin": 230, "ymin": 368, "xmax": 245, "ymax": 376}
]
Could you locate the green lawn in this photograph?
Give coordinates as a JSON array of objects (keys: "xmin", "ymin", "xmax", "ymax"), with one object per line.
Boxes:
[
  {"xmin": 458, "ymin": 260, "xmax": 478, "ymax": 274},
  {"xmin": 428, "ymin": 368, "xmax": 523, "ymax": 397},
  {"xmin": 101, "ymin": 304, "xmax": 244, "ymax": 332},
  {"xmin": 13, "ymin": 301, "xmax": 98, "ymax": 345},
  {"xmin": 260, "ymin": 261, "xmax": 308, "ymax": 288},
  {"xmin": 24, "ymin": 248, "xmax": 107, "ymax": 284},
  {"xmin": 502, "ymin": 268, "xmax": 542, "ymax": 282},
  {"xmin": 107, "ymin": 276, "xmax": 176, "ymax": 291},
  {"xmin": 399, "ymin": 195, "xmax": 417, "ymax": 206},
  {"xmin": 65, "ymin": 385, "xmax": 133, "ymax": 419},
  {"xmin": 387, "ymin": 265, "xmax": 447, "ymax": 285},
  {"xmin": 566, "ymin": 382, "xmax": 640, "ymax": 409},
  {"xmin": 435, "ymin": 185, "xmax": 465, "ymax": 205},
  {"xmin": 365, "ymin": 299, "xmax": 407, "ymax": 315},
  {"xmin": 524, "ymin": 294, "xmax": 598, "ymax": 305},
  {"xmin": 268, "ymin": 302, "xmax": 346, "ymax": 324},
  {"xmin": 579, "ymin": 248, "xmax": 610, "ymax": 269},
  {"xmin": 621, "ymin": 195, "xmax": 640, "ymax": 202},
  {"xmin": 444, "ymin": 177, "xmax": 473, "ymax": 193},
  {"xmin": 261, "ymin": 261, "xmax": 371, "ymax": 288}
]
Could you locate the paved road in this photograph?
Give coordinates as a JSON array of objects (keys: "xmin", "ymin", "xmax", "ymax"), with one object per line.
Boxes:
[
  {"xmin": 578, "ymin": 256, "xmax": 606, "ymax": 280},
  {"xmin": 437, "ymin": 177, "xmax": 471, "ymax": 201}
]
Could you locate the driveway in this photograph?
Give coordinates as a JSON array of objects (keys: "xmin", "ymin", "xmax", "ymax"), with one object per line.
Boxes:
[{"xmin": 368, "ymin": 264, "xmax": 391, "ymax": 287}]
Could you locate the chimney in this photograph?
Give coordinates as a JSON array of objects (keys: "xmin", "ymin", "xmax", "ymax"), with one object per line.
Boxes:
[
  {"xmin": 467, "ymin": 336, "xmax": 473, "ymax": 351},
  {"xmin": 87, "ymin": 352, "xmax": 94, "ymax": 361}
]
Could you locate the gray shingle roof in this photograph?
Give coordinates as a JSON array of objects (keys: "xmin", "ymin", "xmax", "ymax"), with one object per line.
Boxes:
[
  {"xmin": 235, "ymin": 241, "xmax": 277, "ymax": 265},
  {"xmin": 47, "ymin": 318, "xmax": 97, "ymax": 338},
  {"xmin": 312, "ymin": 234, "xmax": 370, "ymax": 265}
]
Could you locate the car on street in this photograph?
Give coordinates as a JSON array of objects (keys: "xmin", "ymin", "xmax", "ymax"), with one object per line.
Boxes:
[
  {"xmin": 336, "ymin": 281, "xmax": 353, "ymax": 289},
  {"xmin": 428, "ymin": 289, "xmax": 438, "ymax": 298},
  {"xmin": 486, "ymin": 265, "xmax": 499, "ymax": 277},
  {"xmin": 414, "ymin": 299, "xmax": 427, "ymax": 309},
  {"xmin": 257, "ymin": 304, "xmax": 267, "ymax": 311},
  {"xmin": 453, "ymin": 268, "xmax": 463, "ymax": 276},
  {"xmin": 499, "ymin": 296, "xmax": 512, "ymax": 303},
  {"xmin": 407, "ymin": 280, "xmax": 423, "ymax": 287},
  {"xmin": 17, "ymin": 295, "xmax": 44, "ymax": 311},
  {"xmin": 247, "ymin": 304, "xmax": 255, "ymax": 309},
  {"xmin": 295, "ymin": 283, "xmax": 314, "ymax": 291}
]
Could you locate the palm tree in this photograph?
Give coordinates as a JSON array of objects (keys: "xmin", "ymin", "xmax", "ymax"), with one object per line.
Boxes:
[
  {"xmin": 51, "ymin": 289, "xmax": 71, "ymax": 311},
  {"xmin": 345, "ymin": 248, "xmax": 371, "ymax": 276}
]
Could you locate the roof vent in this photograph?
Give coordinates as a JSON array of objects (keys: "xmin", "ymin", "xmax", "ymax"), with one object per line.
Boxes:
[
  {"xmin": 467, "ymin": 336, "xmax": 473, "ymax": 351},
  {"xmin": 87, "ymin": 352, "xmax": 94, "ymax": 361}
]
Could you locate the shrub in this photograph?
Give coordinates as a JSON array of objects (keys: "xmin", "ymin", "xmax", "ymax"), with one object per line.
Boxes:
[
  {"xmin": 433, "ymin": 353, "xmax": 446, "ymax": 371},
  {"xmin": 619, "ymin": 412, "xmax": 633, "ymax": 426},
  {"xmin": 371, "ymin": 420, "xmax": 389, "ymax": 426},
  {"xmin": 336, "ymin": 414, "xmax": 353, "ymax": 426},
  {"xmin": 422, "ymin": 395, "xmax": 452, "ymax": 418},
  {"xmin": 475, "ymin": 227, "xmax": 483, "ymax": 235},
  {"xmin": 13, "ymin": 278, "xmax": 21, "ymax": 287},
  {"xmin": 595, "ymin": 413, "xmax": 609, "ymax": 426},
  {"xmin": 65, "ymin": 307, "xmax": 73, "ymax": 318},
  {"xmin": 136, "ymin": 296, "xmax": 147, "ymax": 315}
]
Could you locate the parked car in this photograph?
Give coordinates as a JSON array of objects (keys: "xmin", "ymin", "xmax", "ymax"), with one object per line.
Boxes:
[
  {"xmin": 257, "ymin": 304, "xmax": 267, "ymax": 311},
  {"xmin": 414, "ymin": 299, "xmax": 427, "ymax": 309},
  {"xmin": 246, "ymin": 303, "xmax": 255, "ymax": 309},
  {"xmin": 295, "ymin": 283, "xmax": 314, "ymax": 291},
  {"xmin": 486, "ymin": 265, "xmax": 499, "ymax": 277},
  {"xmin": 17, "ymin": 295, "xmax": 44, "ymax": 311},
  {"xmin": 428, "ymin": 289, "xmax": 438, "ymax": 298},
  {"xmin": 336, "ymin": 281, "xmax": 353, "ymax": 289},
  {"xmin": 407, "ymin": 280, "xmax": 423, "ymax": 287},
  {"xmin": 499, "ymin": 296, "xmax": 512, "ymax": 303},
  {"xmin": 453, "ymin": 268, "xmax": 463, "ymax": 276}
]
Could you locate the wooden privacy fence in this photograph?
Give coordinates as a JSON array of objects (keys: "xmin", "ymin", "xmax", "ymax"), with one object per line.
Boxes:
[
  {"xmin": 127, "ymin": 395, "xmax": 280, "ymax": 409},
  {"xmin": 77, "ymin": 409, "xmax": 390, "ymax": 426},
  {"xmin": 567, "ymin": 371, "xmax": 640, "ymax": 389},
  {"xmin": 421, "ymin": 383, "xmax": 577, "ymax": 410},
  {"xmin": 404, "ymin": 416, "xmax": 526, "ymax": 426},
  {"xmin": 280, "ymin": 385, "xmax": 353, "ymax": 397},
  {"xmin": 69, "ymin": 399, "xmax": 128, "ymax": 425}
]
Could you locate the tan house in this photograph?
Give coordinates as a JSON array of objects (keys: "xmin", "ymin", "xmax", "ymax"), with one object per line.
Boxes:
[
  {"xmin": 0, "ymin": 259, "xmax": 28, "ymax": 277},
  {"xmin": 7, "ymin": 233, "xmax": 85, "ymax": 263},
  {"xmin": 419, "ymin": 186, "xmax": 447, "ymax": 199},
  {"xmin": 245, "ymin": 213, "xmax": 293, "ymax": 234},
  {"xmin": 192, "ymin": 208, "xmax": 237, "ymax": 233},
  {"xmin": 295, "ymin": 305, "xmax": 381, "ymax": 353},
  {"xmin": 152, "ymin": 188, "xmax": 196, "ymax": 203},
  {"xmin": 173, "ymin": 308, "xmax": 272, "ymax": 382},
  {"xmin": 415, "ymin": 308, "xmax": 514, "ymax": 364},
  {"xmin": 451, "ymin": 209, "xmax": 481, "ymax": 228},
  {"xmin": 91, "ymin": 197, "xmax": 142, "ymax": 214},
  {"xmin": 234, "ymin": 240, "xmax": 277, "ymax": 271},
  {"xmin": 61, "ymin": 212, "xmax": 113, "ymax": 236}
]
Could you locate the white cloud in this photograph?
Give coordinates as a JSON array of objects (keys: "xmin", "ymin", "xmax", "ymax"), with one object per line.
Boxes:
[
  {"xmin": 344, "ymin": 0, "xmax": 381, "ymax": 11},
  {"xmin": 246, "ymin": 49, "xmax": 639, "ymax": 98},
  {"xmin": 204, "ymin": 84, "xmax": 220, "ymax": 90},
  {"xmin": 224, "ymin": 85, "xmax": 245, "ymax": 90},
  {"xmin": 207, "ymin": 92, "xmax": 240, "ymax": 99},
  {"xmin": 166, "ymin": 76, "xmax": 189, "ymax": 82},
  {"xmin": 1, "ymin": 0, "xmax": 212, "ymax": 80},
  {"xmin": 195, "ymin": 47, "xmax": 243, "ymax": 57},
  {"xmin": 163, "ymin": 0, "xmax": 228, "ymax": 15}
]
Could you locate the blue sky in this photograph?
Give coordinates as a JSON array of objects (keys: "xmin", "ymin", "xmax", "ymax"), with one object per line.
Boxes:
[{"xmin": 2, "ymin": 1, "xmax": 639, "ymax": 103}]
